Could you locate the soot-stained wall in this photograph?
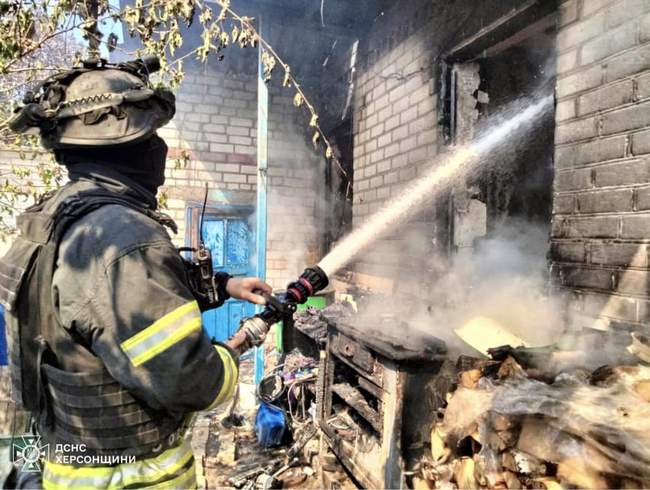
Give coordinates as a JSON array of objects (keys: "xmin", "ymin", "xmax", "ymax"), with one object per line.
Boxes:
[
  {"xmin": 346, "ymin": 0, "xmax": 555, "ymax": 297},
  {"xmin": 346, "ymin": 0, "xmax": 650, "ymax": 331},
  {"xmin": 551, "ymin": 0, "xmax": 650, "ymax": 330}
]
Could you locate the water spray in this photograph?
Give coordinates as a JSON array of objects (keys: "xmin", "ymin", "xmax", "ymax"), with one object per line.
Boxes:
[
  {"xmin": 318, "ymin": 95, "xmax": 554, "ymax": 278},
  {"xmin": 235, "ymin": 95, "xmax": 552, "ymax": 349}
]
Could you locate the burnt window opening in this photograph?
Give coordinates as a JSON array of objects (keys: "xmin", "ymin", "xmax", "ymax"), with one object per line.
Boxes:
[{"xmin": 437, "ymin": 5, "xmax": 557, "ymax": 260}]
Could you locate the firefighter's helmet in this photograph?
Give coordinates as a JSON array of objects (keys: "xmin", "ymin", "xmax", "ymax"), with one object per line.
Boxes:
[{"xmin": 8, "ymin": 56, "xmax": 175, "ymax": 149}]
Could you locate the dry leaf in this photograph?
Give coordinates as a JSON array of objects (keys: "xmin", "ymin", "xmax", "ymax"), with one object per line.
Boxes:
[
  {"xmin": 293, "ymin": 93, "xmax": 303, "ymax": 107},
  {"xmin": 309, "ymin": 114, "xmax": 318, "ymax": 127}
]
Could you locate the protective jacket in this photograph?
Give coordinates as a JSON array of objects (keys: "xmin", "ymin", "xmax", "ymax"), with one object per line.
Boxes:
[{"xmin": 0, "ymin": 164, "xmax": 238, "ymax": 489}]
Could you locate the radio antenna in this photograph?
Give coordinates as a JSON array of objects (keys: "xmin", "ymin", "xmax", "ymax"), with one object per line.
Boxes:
[{"xmin": 199, "ymin": 183, "xmax": 208, "ymax": 246}]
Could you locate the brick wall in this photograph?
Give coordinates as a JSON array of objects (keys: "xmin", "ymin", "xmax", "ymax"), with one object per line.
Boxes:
[
  {"xmin": 347, "ymin": 0, "xmax": 536, "ymax": 293},
  {"xmin": 159, "ymin": 68, "xmax": 323, "ymax": 289},
  {"xmin": 0, "ymin": 69, "xmax": 324, "ymax": 290},
  {"xmin": 551, "ymin": 0, "xmax": 650, "ymax": 329}
]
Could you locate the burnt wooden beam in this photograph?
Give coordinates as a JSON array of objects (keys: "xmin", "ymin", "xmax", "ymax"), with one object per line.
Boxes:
[
  {"xmin": 445, "ymin": 0, "xmax": 558, "ymax": 62},
  {"xmin": 332, "ymin": 382, "xmax": 382, "ymax": 433}
]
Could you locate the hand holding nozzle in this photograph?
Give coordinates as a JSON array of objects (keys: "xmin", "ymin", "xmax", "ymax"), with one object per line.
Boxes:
[
  {"xmin": 225, "ymin": 277, "xmax": 272, "ymax": 305},
  {"xmin": 226, "ymin": 266, "xmax": 329, "ymax": 356}
]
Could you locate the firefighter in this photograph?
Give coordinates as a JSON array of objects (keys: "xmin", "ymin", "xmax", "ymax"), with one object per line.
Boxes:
[{"xmin": 0, "ymin": 56, "xmax": 271, "ymax": 489}]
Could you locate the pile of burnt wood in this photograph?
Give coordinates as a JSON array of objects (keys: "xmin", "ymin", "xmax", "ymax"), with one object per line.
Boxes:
[{"xmin": 414, "ymin": 332, "xmax": 650, "ymax": 489}]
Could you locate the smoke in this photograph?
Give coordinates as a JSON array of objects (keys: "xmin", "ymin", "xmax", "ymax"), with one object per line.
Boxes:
[
  {"xmin": 422, "ymin": 220, "xmax": 563, "ymax": 348},
  {"xmin": 346, "ymin": 220, "xmax": 563, "ymax": 357}
]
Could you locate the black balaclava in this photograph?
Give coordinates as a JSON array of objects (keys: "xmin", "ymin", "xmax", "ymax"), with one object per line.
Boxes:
[{"xmin": 54, "ymin": 134, "xmax": 168, "ymax": 195}]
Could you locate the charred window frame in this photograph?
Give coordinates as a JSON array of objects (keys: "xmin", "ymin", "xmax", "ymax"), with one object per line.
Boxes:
[
  {"xmin": 438, "ymin": 0, "xmax": 557, "ymax": 146},
  {"xmin": 436, "ymin": 0, "xmax": 558, "ymax": 255}
]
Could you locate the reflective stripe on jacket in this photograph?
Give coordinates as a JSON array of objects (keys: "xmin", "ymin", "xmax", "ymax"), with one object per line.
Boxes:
[{"xmin": 43, "ymin": 438, "xmax": 197, "ymax": 489}]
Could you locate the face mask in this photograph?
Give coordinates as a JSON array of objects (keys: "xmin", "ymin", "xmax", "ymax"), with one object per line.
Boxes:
[
  {"xmin": 113, "ymin": 134, "xmax": 168, "ymax": 194},
  {"xmin": 56, "ymin": 134, "xmax": 169, "ymax": 195}
]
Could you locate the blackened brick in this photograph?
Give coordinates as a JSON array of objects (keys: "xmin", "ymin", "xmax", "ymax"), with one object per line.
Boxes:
[
  {"xmin": 561, "ymin": 216, "xmax": 620, "ymax": 238},
  {"xmin": 621, "ymin": 214, "xmax": 650, "ymax": 238},
  {"xmin": 616, "ymin": 270, "xmax": 650, "ymax": 296},
  {"xmin": 555, "ymin": 168, "xmax": 593, "ymax": 191},
  {"xmin": 578, "ymin": 80, "xmax": 634, "ymax": 115},
  {"xmin": 562, "ymin": 266, "xmax": 614, "ymax": 290},
  {"xmin": 553, "ymin": 193, "xmax": 576, "ymax": 214},
  {"xmin": 556, "ymin": 136, "xmax": 627, "ymax": 168},
  {"xmin": 638, "ymin": 73, "xmax": 650, "ymax": 100},
  {"xmin": 591, "ymin": 242, "xmax": 648, "ymax": 267},
  {"xmin": 601, "ymin": 101, "xmax": 650, "ymax": 135},
  {"xmin": 578, "ymin": 189, "xmax": 633, "ymax": 212},
  {"xmin": 555, "ymin": 117, "xmax": 599, "ymax": 143},
  {"xmin": 551, "ymin": 241, "xmax": 586, "ymax": 262},
  {"xmin": 632, "ymin": 130, "xmax": 650, "ymax": 155},
  {"xmin": 594, "ymin": 159, "xmax": 650, "ymax": 187},
  {"xmin": 635, "ymin": 186, "xmax": 650, "ymax": 209},
  {"xmin": 560, "ymin": 0, "xmax": 579, "ymax": 26}
]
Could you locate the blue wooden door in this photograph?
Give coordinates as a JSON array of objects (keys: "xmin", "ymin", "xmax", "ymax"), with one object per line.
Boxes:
[{"xmin": 200, "ymin": 216, "xmax": 256, "ymax": 342}]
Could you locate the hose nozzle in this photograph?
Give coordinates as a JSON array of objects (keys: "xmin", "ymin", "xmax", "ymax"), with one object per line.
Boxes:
[
  {"xmin": 285, "ymin": 266, "xmax": 329, "ymax": 304},
  {"xmin": 235, "ymin": 266, "xmax": 329, "ymax": 351}
]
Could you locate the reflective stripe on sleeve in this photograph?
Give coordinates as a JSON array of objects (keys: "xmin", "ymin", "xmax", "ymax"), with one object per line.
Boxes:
[
  {"xmin": 207, "ymin": 345, "xmax": 238, "ymax": 409},
  {"xmin": 43, "ymin": 439, "xmax": 197, "ymax": 489},
  {"xmin": 120, "ymin": 301, "xmax": 202, "ymax": 367}
]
